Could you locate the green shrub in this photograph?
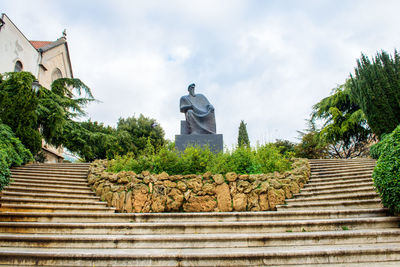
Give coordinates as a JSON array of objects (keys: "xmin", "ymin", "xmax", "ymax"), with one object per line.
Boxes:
[
  {"xmin": 256, "ymin": 144, "xmax": 292, "ymax": 173},
  {"xmin": 108, "ymin": 143, "xmax": 293, "ymax": 175},
  {"xmin": 0, "ymin": 123, "xmax": 33, "ymax": 190},
  {"xmin": 370, "ymin": 135, "xmax": 388, "ymax": 159},
  {"xmin": 180, "ymin": 146, "xmax": 214, "ymax": 174},
  {"xmin": 372, "ymin": 125, "xmax": 400, "ymax": 214}
]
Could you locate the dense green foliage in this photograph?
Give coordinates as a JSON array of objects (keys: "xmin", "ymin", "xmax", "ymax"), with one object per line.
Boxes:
[
  {"xmin": 37, "ymin": 78, "xmax": 95, "ymax": 148},
  {"xmin": 370, "ymin": 137, "xmax": 386, "ymax": 159},
  {"xmin": 0, "ymin": 122, "xmax": 33, "ymax": 190},
  {"xmin": 0, "ymin": 72, "xmax": 95, "ymax": 157},
  {"xmin": 108, "ymin": 143, "xmax": 292, "ymax": 175},
  {"xmin": 312, "ymin": 82, "xmax": 372, "ymax": 158},
  {"xmin": 117, "ymin": 115, "xmax": 165, "ymax": 155},
  {"xmin": 372, "ymin": 125, "xmax": 400, "ymax": 214},
  {"xmin": 0, "ymin": 72, "xmax": 42, "ymax": 154},
  {"xmin": 61, "ymin": 115, "xmax": 165, "ymax": 162},
  {"xmin": 273, "ymin": 139, "xmax": 295, "ymax": 156},
  {"xmin": 294, "ymin": 120, "xmax": 329, "ymax": 159},
  {"xmin": 237, "ymin": 120, "xmax": 250, "ymax": 147},
  {"xmin": 61, "ymin": 121, "xmax": 121, "ymax": 162},
  {"xmin": 350, "ymin": 50, "xmax": 400, "ymax": 137},
  {"xmin": 0, "ymin": 72, "xmax": 165, "ymax": 162}
]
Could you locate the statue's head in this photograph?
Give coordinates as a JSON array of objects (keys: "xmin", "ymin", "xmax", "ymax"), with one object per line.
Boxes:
[{"xmin": 188, "ymin": 83, "xmax": 195, "ymax": 96}]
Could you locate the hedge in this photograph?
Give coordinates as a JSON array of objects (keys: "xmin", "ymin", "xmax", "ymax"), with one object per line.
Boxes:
[
  {"xmin": 372, "ymin": 125, "xmax": 400, "ymax": 214},
  {"xmin": 0, "ymin": 123, "xmax": 33, "ymax": 190}
]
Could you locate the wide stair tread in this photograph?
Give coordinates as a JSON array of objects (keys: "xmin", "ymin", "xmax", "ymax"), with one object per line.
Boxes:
[
  {"xmin": 0, "ymin": 197, "xmax": 107, "ymax": 206},
  {"xmin": 0, "ymin": 243, "xmax": 399, "ymax": 266},
  {"xmin": 0, "ymin": 191, "xmax": 100, "ymax": 201},
  {"xmin": 11, "ymin": 172, "xmax": 88, "ymax": 179},
  {"xmin": 1, "ymin": 159, "xmax": 398, "ymax": 266},
  {"xmin": 0, "ymin": 208, "xmax": 389, "ymax": 223},
  {"xmin": 1, "ymin": 229, "xmax": 399, "ymax": 248},
  {"xmin": 1, "ymin": 217, "xmax": 399, "ymax": 235},
  {"xmin": 295, "ymin": 186, "xmax": 375, "ymax": 197},
  {"xmin": 6, "ymin": 182, "xmax": 91, "ymax": 190},
  {"xmin": 9, "ymin": 178, "xmax": 88, "ymax": 186},
  {"xmin": 301, "ymin": 181, "xmax": 374, "ymax": 192}
]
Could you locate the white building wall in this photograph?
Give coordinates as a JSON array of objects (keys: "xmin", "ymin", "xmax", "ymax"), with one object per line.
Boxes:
[
  {"xmin": 0, "ymin": 14, "xmax": 39, "ymax": 76},
  {"xmin": 39, "ymin": 42, "xmax": 72, "ymax": 89}
]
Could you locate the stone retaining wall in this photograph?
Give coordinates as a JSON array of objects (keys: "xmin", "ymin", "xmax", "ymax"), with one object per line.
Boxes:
[{"xmin": 88, "ymin": 159, "xmax": 310, "ymax": 213}]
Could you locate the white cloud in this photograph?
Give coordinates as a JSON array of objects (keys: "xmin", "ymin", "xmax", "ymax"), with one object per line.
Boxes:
[{"xmin": 2, "ymin": 0, "xmax": 400, "ymax": 148}]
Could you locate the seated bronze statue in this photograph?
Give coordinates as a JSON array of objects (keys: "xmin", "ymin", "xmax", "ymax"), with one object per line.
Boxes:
[{"xmin": 180, "ymin": 83, "xmax": 216, "ymax": 134}]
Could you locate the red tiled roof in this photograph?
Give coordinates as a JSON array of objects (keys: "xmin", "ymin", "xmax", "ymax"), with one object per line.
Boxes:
[{"xmin": 30, "ymin": 40, "xmax": 52, "ymax": 49}]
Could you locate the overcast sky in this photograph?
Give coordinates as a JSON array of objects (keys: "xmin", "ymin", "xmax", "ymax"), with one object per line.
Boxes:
[{"xmin": 2, "ymin": 0, "xmax": 400, "ymax": 147}]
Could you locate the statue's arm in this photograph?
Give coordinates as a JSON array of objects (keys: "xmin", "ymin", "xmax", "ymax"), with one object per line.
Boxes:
[
  {"xmin": 200, "ymin": 94, "xmax": 214, "ymax": 112},
  {"xmin": 180, "ymin": 96, "xmax": 192, "ymax": 113}
]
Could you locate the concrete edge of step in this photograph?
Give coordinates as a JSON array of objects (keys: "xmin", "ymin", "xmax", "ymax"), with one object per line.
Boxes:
[
  {"xmin": 1, "ymin": 229, "xmax": 400, "ymax": 242},
  {"xmin": 0, "ymin": 216, "xmax": 398, "ymax": 227},
  {"xmin": 0, "ymin": 208, "xmax": 389, "ymax": 218}
]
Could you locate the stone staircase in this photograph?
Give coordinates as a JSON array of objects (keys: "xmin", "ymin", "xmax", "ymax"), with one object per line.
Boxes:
[{"xmin": 0, "ymin": 159, "xmax": 399, "ymax": 266}]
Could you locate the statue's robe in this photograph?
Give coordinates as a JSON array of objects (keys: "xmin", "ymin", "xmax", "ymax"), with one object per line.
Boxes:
[{"xmin": 180, "ymin": 94, "xmax": 216, "ymax": 134}]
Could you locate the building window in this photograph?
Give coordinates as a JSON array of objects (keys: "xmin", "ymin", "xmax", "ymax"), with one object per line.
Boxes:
[
  {"xmin": 14, "ymin": 61, "xmax": 23, "ymax": 72},
  {"xmin": 51, "ymin": 68, "xmax": 63, "ymax": 82}
]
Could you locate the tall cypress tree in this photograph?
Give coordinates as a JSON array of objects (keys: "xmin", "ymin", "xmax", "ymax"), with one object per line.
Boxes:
[
  {"xmin": 350, "ymin": 50, "xmax": 400, "ymax": 137},
  {"xmin": 237, "ymin": 120, "xmax": 250, "ymax": 147}
]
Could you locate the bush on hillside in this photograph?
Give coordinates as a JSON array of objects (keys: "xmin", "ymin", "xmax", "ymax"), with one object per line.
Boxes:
[
  {"xmin": 108, "ymin": 143, "xmax": 292, "ymax": 175},
  {"xmin": 370, "ymin": 135, "xmax": 388, "ymax": 159},
  {"xmin": 372, "ymin": 125, "xmax": 400, "ymax": 214},
  {"xmin": 0, "ymin": 123, "xmax": 33, "ymax": 190}
]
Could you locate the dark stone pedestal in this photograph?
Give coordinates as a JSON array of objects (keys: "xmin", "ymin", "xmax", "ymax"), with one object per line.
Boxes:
[{"xmin": 175, "ymin": 134, "xmax": 223, "ymax": 153}]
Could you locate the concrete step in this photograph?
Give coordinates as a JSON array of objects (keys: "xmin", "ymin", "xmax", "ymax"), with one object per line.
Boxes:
[
  {"xmin": 0, "ymin": 204, "xmax": 115, "ymax": 213},
  {"xmin": 0, "ymin": 243, "xmax": 399, "ymax": 266},
  {"xmin": 304, "ymin": 177, "xmax": 373, "ymax": 187},
  {"xmin": 0, "ymin": 217, "xmax": 398, "ymax": 235},
  {"xmin": 310, "ymin": 164, "xmax": 375, "ymax": 174},
  {"xmin": 17, "ymin": 163, "xmax": 90, "ymax": 168},
  {"xmin": 311, "ymin": 170, "xmax": 373, "ymax": 177},
  {"xmin": 311, "ymin": 170, "xmax": 373, "ymax": 179},
  {"xmin": 0, "ymin": 209, "xmax": 389, "ymax": 223},
  {"xmin": 294, "ymin": 186, "xmax": 375, "ymax": 198},
  {"xmin": 309, "ymin": 163, "xmax": 376, "ymax": 169},
  {"xmin": 310, "ymin": 160, "xmax": 375, "ymax": 165},
  {"xmin": 11, "ymin": 168, "xmax": 89, "ymax": 175},
  {"xmin": 4, "ymin": 186, "xmax": 94, "ymax": 195},
  {"xmin": 9, "ymin": 178, "xmax": 88, "ymax": 187},
  {"xmin": 1, "ymin": 229, "xmax": 399, "ymax": 249},
  {"xmin": 10, "ymin": 172, "xmax": 88, "ymax": 179},
  {"xmin": 0, "ymin": 197, "xmax": 107, "ymax": 207},
  {"xmin": 310, "ymin": 163, "xmax": 376, "ymax": 170},
  {"xmin": 7, "ymin": 182, "xmax": 91, "ymax": 191},
  {"xmin": 308, "ymin": 159, "xmax": 375, "ymax": 163},
  {"xmin": 309, "ymin": 161, "xmax": 376, "ymax": 167},
  {"xmin": 9, "ymin": 174, "xmax": 88, "ymax": 183},
  {"xmin": 308, "ymin": 173, "xmax": 373, "ymax": 184},
  {"xmin": 286, "ymin": 192, "xmax": 379, "ymax": 203},
  {"xmin": 0, "ymin": 191, "xmax": 100, "ymax": 201},
  {"xmin": 278, "ymin": 199, "xmax": 383, "ymax": 210},
  {"xmin": 301, "ymin": 181, "xmax": 374, "ymax": 192}
]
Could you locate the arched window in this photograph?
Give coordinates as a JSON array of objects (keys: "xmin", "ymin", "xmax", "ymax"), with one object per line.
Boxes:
[
  {"xmin": 14, "ymin": 61, "xmax": 23, "ymax": 72},
  {"xmin": 51, "ymin": 68, "xmax": 63, "ymax": 82}
]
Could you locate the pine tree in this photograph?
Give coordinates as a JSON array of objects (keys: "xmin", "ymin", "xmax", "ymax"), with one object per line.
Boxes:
[
  {"xmin": 237, "ymin": 120, "xmax": 250, "ymax": 147},
  {"xmin": 350, "ymin": 50, "xmax": 400, "ymax": 137}
]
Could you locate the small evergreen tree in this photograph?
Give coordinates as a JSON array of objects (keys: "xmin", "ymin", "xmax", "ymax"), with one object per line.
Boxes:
[{"xmin": 237, "ymin": 120, "xmax": 250, "ymax": 147}]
